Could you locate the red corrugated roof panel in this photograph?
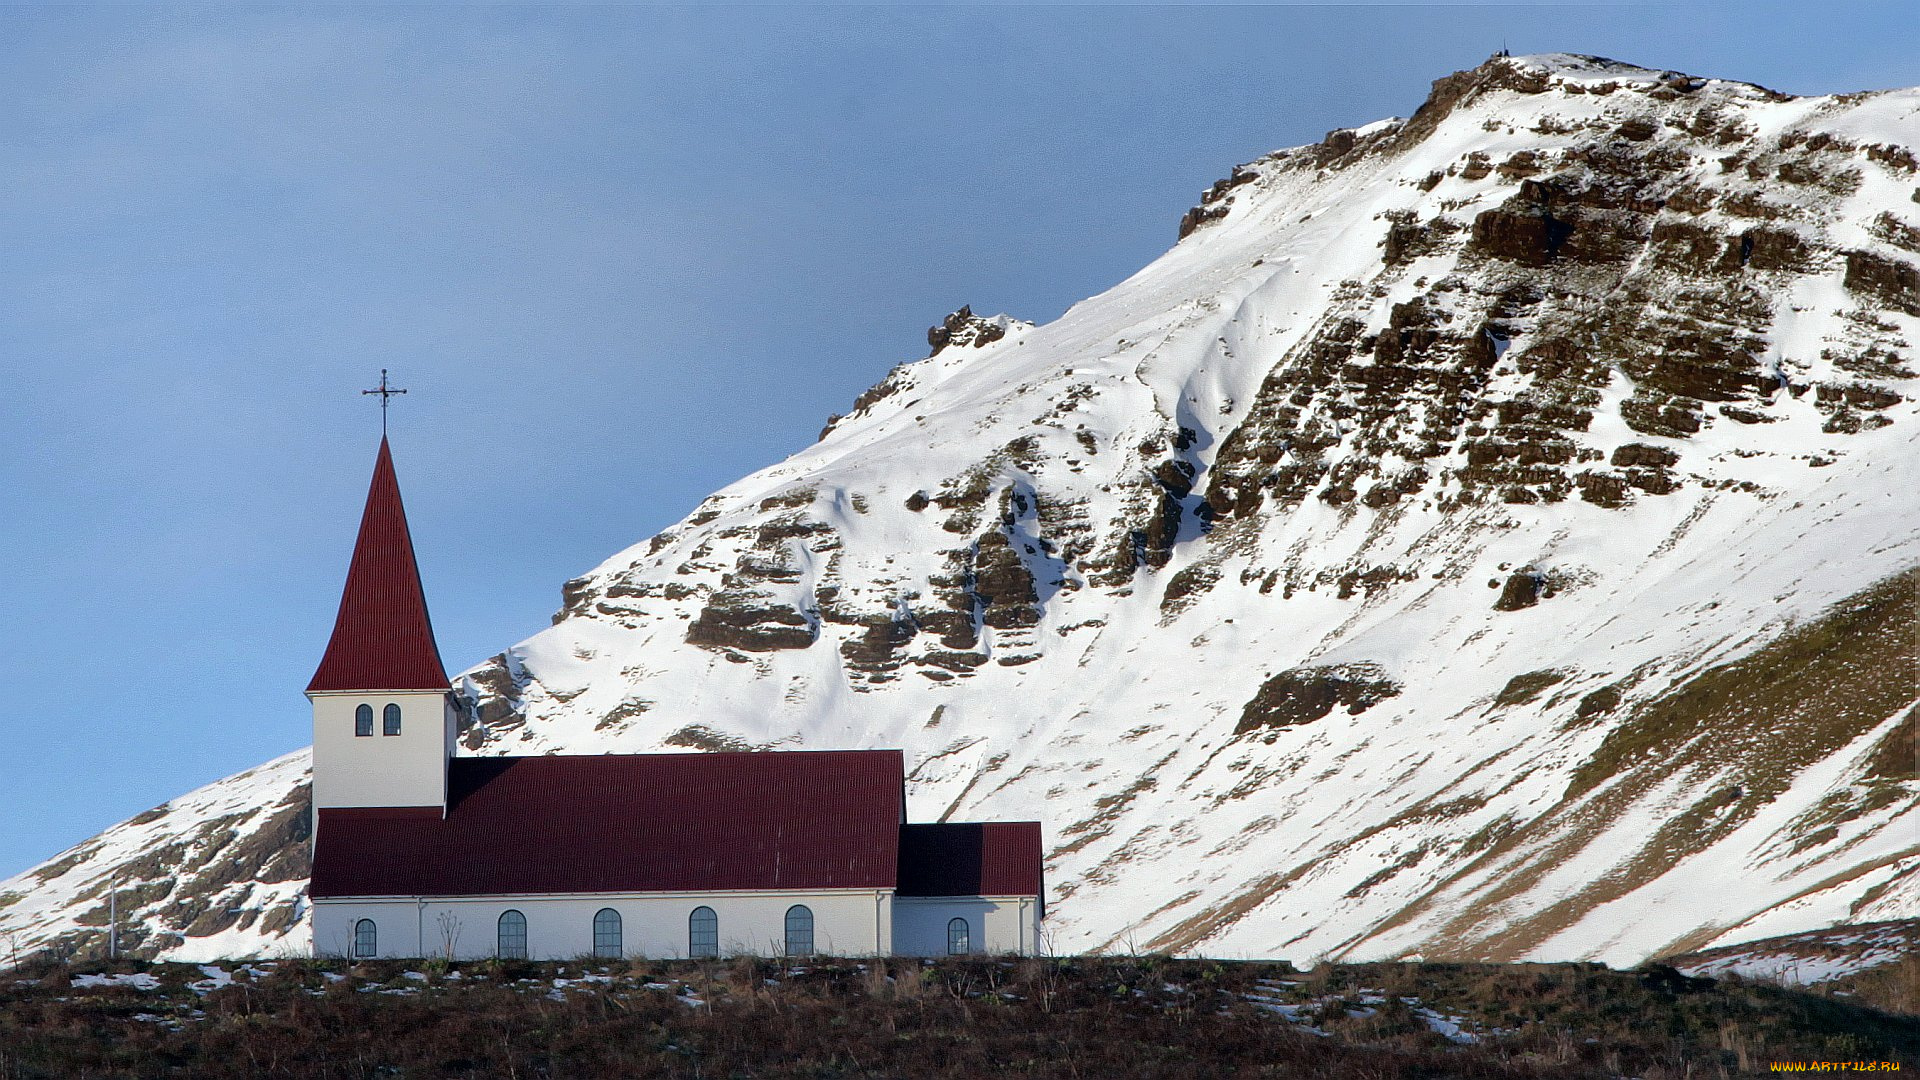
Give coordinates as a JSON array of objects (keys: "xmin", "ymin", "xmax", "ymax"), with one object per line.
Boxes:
[
  {"xmin": 897, "ymin": 822, "xmax": 1044, "ymax": 900},
  {"xmin": 310, "ymin": 750, "xmax": 907, "ymax": 898},
  {"xmin": 307, "ymin": 437, "xmax": 449, "ymax": 694}
]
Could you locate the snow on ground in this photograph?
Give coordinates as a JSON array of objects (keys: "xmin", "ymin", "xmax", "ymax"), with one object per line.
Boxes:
[
  {"xmin": 71, "ymin": 972, "xmax": 161, "ymax": 990},
  {"xmin": 1673, "ymin": 920, "xmax": 1920, "ymax": 986}
]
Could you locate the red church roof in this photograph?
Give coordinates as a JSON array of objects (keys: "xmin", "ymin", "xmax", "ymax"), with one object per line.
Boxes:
[
  {"xmin": 309, "ymin": 751, "xmax": 910, "ymax": 898},
  {"xmin": 307, "ymin": 438, "xmax": 449, "ymax": 694}
]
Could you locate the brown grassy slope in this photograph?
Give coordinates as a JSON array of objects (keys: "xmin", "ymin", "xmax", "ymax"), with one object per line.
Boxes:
[{"xmin": 1368, "ymin": 568, "xmax": 1920, "ymax": 961}]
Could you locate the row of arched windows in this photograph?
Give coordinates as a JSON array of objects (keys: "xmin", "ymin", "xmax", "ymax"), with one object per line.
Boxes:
[
  {"xmin": 353, "ymin": 703, "xmax": 402, "ymax": 737},
  {"xmin": 400, "ymin": 906, "xmax": 817, "ymax": 959},
  {"xmin": 350, "ymin": 909, "xmax": 974, "ymax": 959},
  {"xmin": 563, "ymin": 906, "xmax": 801, "ymax": 959}
]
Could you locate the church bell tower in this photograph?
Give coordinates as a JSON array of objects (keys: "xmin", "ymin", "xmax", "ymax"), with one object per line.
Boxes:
[{"xmin": 307, "ymin": 435, "xmax": 456, "ymax": 817}]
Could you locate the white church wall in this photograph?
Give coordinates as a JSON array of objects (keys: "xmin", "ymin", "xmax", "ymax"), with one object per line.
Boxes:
[
  {"xmin": 314, "ymin": 889, "xmax": 892, "ymax": 960},
  {"xmin": 891, "ymin": 896, "xmax": 1042, "ymax": 956},
  {"xmin": 310, "ymin": 691, "xmax": 455, "ymax": 812}
]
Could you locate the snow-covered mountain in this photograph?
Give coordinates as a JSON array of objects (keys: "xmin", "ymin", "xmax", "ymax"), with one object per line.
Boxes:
[{"xmin": 5, "ymin": 53, "xmax": 1917, "ymax": 968}]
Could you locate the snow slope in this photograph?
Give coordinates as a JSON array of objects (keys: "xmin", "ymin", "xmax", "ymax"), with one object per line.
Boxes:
[{"xmin": 4, "ymin": 53, "xmax": 1916, "ymax": 966}]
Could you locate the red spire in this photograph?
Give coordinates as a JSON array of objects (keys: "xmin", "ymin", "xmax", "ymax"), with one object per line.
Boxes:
[{"xmin": 307, "ymin": 438, "xmax": 450, "ymax": 694}]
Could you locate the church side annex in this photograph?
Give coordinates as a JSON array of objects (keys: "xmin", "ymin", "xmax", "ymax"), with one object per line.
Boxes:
[{"xmin": 304, "ymin": 434, "xmax": 1044, "ymax": 960}]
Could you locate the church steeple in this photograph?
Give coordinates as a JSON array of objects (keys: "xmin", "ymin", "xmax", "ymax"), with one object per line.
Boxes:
[{"xmin": 307, "ymin": 437, "xmax": 448, "ymax": 694}]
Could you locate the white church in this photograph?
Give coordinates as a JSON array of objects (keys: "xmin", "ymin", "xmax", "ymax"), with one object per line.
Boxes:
[{"xmin": 306, "ymin": 436, "xmax": 1045, "ymax": 960}]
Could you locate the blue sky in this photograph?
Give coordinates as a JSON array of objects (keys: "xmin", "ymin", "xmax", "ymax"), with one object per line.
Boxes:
[{"xmin": 2, "ymin": 3, "xmax": 1915, "ymax": 879}]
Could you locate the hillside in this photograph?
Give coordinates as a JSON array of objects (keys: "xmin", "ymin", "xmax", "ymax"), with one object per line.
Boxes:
[{"xmin": 2, "ymin": 52, "xmax": 1917, "ymax": 968}]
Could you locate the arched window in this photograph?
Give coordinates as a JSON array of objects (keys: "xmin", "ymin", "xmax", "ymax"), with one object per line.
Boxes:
[
  {"xmin": 784, "ymin": 905, "xmax": 814, "ymax": 956},
  {"xmin": 354, "ymin": 704, "xmax": 373, "ymax": 737},
  {"xmin": 946, "ymin": 917, "xmax": 970, "ymax": 956},
  {"xmin": 353, "ymin": 918, "xmax": 377, "ymax": 958},
  {"xmin": 382, "ymin": 703, "xmax": 402, "ymax": 736},
  {"xmin": 497, "ymin": 910, "xmax": 528, "ymax": 959},
  {"xmin": 592, "ymin": 908, "xmax": 622, "ymax": 959},
  {"xmin": 688, "ymin": 906, "xmax": 718, "ymax": 958}
]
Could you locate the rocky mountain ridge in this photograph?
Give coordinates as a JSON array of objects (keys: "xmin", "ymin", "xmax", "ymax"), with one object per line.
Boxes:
[{"xmin": 3, "ymin": 53, "xmax": 1916, "ymax": 969}]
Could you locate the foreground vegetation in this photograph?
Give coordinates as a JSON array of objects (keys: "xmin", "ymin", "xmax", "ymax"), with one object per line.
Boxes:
[{"xmin": 1, "ymin": 954, "xmax": 1915, "ymax": 1078}]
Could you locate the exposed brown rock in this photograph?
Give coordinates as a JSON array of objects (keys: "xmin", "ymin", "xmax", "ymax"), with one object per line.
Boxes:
[
  {"xmin": 1649, "ymin": 220, "xmax": 1724, "ymax": 270},
  {"xmin": 1178, "ymin": 165, "xmax": 1259, "ymax": 239},
  {"xmin": 1235, "ymin": 663, "xmax": 1401, "ymax": 734},
  {"xmin": 1389, "ymin": 55, "xmax": 1548, "ymax": 156},
  {"xmin": 1494, "ymin": 669, "xmax": 1569, "ymax": 707},
  {"xmin": 1625, "ymin": 467, "xmax": 1680, "ymax": 495},
  {"xmin": 1493, "ymin": 571, "xmax": 1544, "ymax": 611},
  {"xmin": 838, "ymin": 614, "xmax": 917, "ymax": 676},
  {"xmin": 1868, "ymin": 212, "xmax": 1920, "ymax": 252},
  {"xmin": 972, "ymin": 529, "xmax": 1040, "ymax": 631},
  {"xmin": 1471, "ymin": 199, "xmax": 1572, "ymax": 267},
  {"xmin": 927, "ymin": 305, "xmax": 1013, "ymax": 356},
  {"xmin": 1620, "ymin": 392, "xmax": 1703, "ymax": 438},
  {"xmin": 458, "ymin": 654, "xmax": 529, "ymax": 748},
  {"xmin": 1177, "ymin": 203, "xmax": 1231, "ymax": 239},
  {"xmin": 1576, "ymin": 684, "xmax": 1625, "ymax": 719},
  {"xmin": 1382, "ymin": 215, "xmax": 1463, "ymax": 266},
  {"xmin": 1719, "ymin": 405, "xmax": 1776, "ymax": 424},
  {"xmin": 1737, "ymin": 227, "xmax": 1813, "ymax": 271},
  {"xmin": 1160, "ymin": 563, "xmax": 1221, "ymax": 614},
  {"xmin": 1469, "ymin": 177, "xmax": 1645, "ymax": 266},
  {"xmin": 1843, "ymin": 250, "xmax": 1920, "ymax": 315},
  {"xmin": 1576, "ymin": 470, "xmax": 1633, "ymax": 508},
  {"xmin": 1613, "ymin": 118, "xmax": 1657, "ymax": 142},
  {"xmin": 555, "ymin": 576, "xmax": 595, "ymax": 624},
  {"xmin": 685, "ymin": 600, "xmax": 815, "ymax": 652},
  {"xmin": 1865, "ymin": 143, "xmax": 1918, "ymax": 173},
  {"xmin": 1611, "ymin": 443, "xmax": 1680, "ymax": 469},
  {"xmin": 1816, "ymin": 382, "xmax": 1903, "ymax": 411}
]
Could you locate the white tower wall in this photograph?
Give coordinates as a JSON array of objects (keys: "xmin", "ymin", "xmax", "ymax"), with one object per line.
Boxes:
[{"xmin": 310, "ymin": 690, "xmax": 455, "ymax": 812}]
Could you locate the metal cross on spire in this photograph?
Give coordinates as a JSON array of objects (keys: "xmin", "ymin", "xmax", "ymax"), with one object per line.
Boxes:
[{"xmin": 362, "ymin": 369, "xmax": 408, "ymax": 435}]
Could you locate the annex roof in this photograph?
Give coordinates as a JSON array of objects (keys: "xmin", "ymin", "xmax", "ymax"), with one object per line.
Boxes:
[
  {"xmin": 307, "ymin": 437, "xmax": 450, "ymax": 694},
  {"xmin": 897, "ymin": 822, "xmax": 1045, "ymax": 902},
  {"xmin": 310, "ymin": 750, "xmax": 909, "ymax": 898}
]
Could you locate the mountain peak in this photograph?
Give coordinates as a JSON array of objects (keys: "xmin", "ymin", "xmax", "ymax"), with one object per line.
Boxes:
[
  {"xmin": 1501, "ymin": 52, "xmax": 1684, "ymax": 81},
  {"xmin": 1469, "ymin": 51, "xmax": 1793, "ymax": 102}
]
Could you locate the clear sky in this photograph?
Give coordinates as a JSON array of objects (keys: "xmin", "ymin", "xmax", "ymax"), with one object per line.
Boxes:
[{"xmin": 2, "ymin": 3, "xmax": 1915, "ymax": 880}]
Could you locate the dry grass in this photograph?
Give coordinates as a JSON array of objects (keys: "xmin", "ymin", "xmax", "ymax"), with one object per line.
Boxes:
[
  {"xmin": 1826, "ymin": 953, "xmax": 1920, "ymax": 1017},
  {"xmin": 0, "ymin": 955, "xmax": 1915, "ymax": 1078}
]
